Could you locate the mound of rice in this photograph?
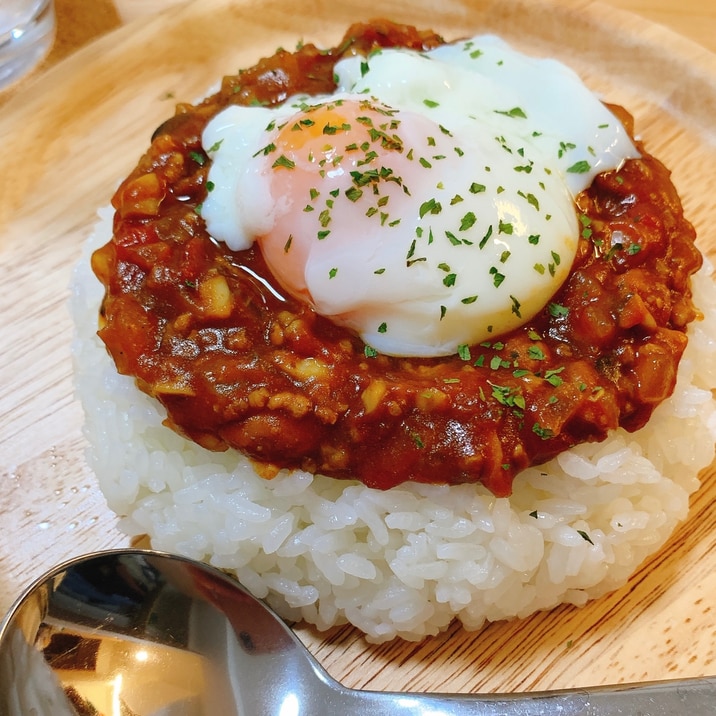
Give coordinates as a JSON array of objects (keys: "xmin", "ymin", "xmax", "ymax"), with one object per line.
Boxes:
[{"xmin": 70, "ymin": 208, "xmax": 716, "ymax": 642}]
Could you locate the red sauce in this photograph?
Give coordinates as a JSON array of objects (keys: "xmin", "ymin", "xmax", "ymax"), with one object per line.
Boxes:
[{"xmin": 92, "ymin": 21, "xmax": 702, "ymax": 496}]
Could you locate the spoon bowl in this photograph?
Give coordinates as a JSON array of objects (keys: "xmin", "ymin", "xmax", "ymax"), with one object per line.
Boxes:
[{"xmin": 0, "ymin": 549, "xmax": 714, "ymax": 715}]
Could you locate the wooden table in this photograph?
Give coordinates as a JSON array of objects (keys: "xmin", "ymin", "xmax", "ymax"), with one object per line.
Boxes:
[{"xmin": 2, "ymin": 0, "xmax": 716, "ymax": 699}]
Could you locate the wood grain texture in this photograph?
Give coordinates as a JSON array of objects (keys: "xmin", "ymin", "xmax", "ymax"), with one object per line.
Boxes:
[{"xmin": 1, "ymin": 0, "xmax": 716, "ymax": 695}]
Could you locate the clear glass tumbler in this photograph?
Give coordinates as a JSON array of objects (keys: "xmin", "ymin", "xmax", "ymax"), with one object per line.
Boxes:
[{"xmin": 0, "ymin": 0, "xmax": 56, "ymax": 91}]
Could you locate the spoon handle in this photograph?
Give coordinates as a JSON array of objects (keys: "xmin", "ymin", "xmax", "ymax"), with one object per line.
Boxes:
[{"xmin": 333, "ymin": 675, "xmax": 716, "ymax": 715}]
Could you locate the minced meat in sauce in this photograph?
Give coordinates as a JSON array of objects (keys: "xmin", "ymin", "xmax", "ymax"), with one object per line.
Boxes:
[{"xmin": 92, "ymin": 20, "xmax": 703, "ymax": 496}]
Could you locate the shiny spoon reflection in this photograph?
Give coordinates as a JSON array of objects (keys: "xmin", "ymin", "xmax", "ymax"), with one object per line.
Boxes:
[{"xmin": 0, "ymin": 549, "xmax": 714, "ymax": 715}]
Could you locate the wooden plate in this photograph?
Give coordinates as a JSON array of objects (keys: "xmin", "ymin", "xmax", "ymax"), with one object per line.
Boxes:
[{"xmin": 1, "ymin": 0, "xmax": 716, "ymax": 693}]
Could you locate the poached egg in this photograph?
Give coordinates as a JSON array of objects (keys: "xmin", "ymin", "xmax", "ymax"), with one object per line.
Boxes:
[{"xmin": 201, "ymin": 35, "xmax": 637, "ymax": 357}]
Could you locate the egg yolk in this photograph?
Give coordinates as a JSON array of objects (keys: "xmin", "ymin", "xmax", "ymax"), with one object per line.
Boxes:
[{"xmin": 257, "ymin": 98, "xmax": 424, "ymax": 306}]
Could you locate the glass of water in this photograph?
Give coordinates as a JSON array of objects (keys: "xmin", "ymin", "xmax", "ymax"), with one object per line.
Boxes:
[{"xmin": 0, "ymin": 0, "xmax": 55, "ymax": 91}]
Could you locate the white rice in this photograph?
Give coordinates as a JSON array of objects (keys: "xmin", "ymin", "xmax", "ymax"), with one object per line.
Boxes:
[{"xmin": 70, "ymin": 207, "xmax": 716, "ymax": 642}]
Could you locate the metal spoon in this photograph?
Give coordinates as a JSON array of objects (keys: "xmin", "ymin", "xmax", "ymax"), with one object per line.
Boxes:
[{"xmin": 0, "ymin": 549, "xmax": 713, "ymax": 715}]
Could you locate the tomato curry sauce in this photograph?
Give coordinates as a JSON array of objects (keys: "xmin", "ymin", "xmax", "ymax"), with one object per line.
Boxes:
[{"xmin": 92, "ymin": 21, "xmax": 702, "ymax": 496}]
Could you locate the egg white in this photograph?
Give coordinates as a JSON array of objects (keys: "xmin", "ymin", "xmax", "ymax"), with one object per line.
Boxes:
[{"xmin": 201, "ymin": 35, "xmax": 638, "ymax": 357}]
